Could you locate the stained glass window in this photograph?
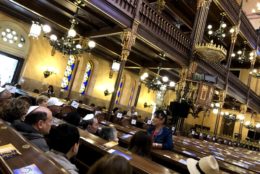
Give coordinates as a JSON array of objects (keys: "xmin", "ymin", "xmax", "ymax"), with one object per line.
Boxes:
[{"xmin": 79, "ymin": 62, "xmax": 92, "ymax": 95}]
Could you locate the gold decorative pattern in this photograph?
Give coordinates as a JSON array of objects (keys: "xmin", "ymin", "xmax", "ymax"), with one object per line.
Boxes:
[{"xmin": 194, "ymin": 42, "xmax": 227, "ymax": 62}]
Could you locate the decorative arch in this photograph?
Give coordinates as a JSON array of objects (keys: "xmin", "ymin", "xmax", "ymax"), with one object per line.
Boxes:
[
  {"xmin": 79, "ymin": 60, "xmax": 93, "ymax": 95},
  {"xmin": 0, "ymin": 20, "xmax": 30, "ymax": 58}
]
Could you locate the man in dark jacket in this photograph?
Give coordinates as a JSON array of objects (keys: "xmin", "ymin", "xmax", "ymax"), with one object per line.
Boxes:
[{"xmin": 12, "ymin": 106, "xmax": 53, "ymax": 152}]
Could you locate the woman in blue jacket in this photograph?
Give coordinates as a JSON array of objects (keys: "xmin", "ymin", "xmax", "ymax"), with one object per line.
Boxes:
[{"xmin": 147, "ymin": 110, "xmax": 173, "ymax": 150}]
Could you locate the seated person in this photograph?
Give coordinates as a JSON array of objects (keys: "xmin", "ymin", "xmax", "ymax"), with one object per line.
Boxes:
[
  {"xmin": 100, "ymin": 127, "xmax": 118, "ymax": 142},
  {"xmin": 47, "ymin": 97, "xmax": 64, "ymax": 117},
  {"xmin": 12, "ymin": 106, "xmax": 52, "ymax": 152},
  {"xmin": 187, "ymin": 155, "xmax": 219, "ymax": 174},
  {"xmin": 80, "ymin": 114, "xmax": 100, "ymax": 135},
  {"xmin": 87, "ymin": 154, "xmax": 132, "ymax": 174},
  {"xmin": 41, "ymin": 85, "xmax": 55, "ymax": 97},
  {"xmin": 126, "ymin": 106, "xmax": 138, "ymax": 117},
  {"xmin": 2, "ymin": 98, "xmax": 30, "ymax": 124},
  {"xmin": 63, "ymin": 112, "xmax": 81, "ymax": 126},
  {"xmin": 36, "ymin": 95, "xmax": 49, "ymax": 107},
  {"xmin": 147, "ymin": 110, "xmax": 173, "ymax": 150},
  {"xmin": 129, "ymin": 131, "xmax": 152, "ymax": 157},
  {"xmin": 47, "ymin": 124, "xmax": 79, "ymax": 174}
]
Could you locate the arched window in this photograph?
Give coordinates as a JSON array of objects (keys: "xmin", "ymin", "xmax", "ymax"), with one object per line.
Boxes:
[
  {"xmin": 0, "ymin": 21, "xmax": 30, "ymax": 58},
  {"xmin": 128, "ymin": 81, "xmax": 136, "ymax": 107},
  {"xmin": 115, "ymin": 77, "xmax": 124, "ymax": 105},
  {"xmin": 79, "ymin": 61, "xmax": 93, "ymax": 95},
  {"xmin": 61, "ymin": 55, "xmax": 76, "ymax": 90}
]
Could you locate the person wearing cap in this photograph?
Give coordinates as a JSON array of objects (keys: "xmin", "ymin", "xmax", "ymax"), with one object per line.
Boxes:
[
  {"xmin": 126, "ymin": 106, "xmax": 138, "ymax": 117},
  {"xmin": 12, "ymin": 106, "xmax": 53, "ymax": 152},
  {"xmin": 147, "ymin": 109, "xmax": 173, "ymax": 150},
  {"xmin": 187, "ymin": 155, "xmax": 219, "ymax": 174},
  {"xmin": 47, "ymin": 97, "xmax": 64, "ymax": 117},
  {"xmin": 80, "ymin": 114, "xmax": 100, "ymax": 135}
]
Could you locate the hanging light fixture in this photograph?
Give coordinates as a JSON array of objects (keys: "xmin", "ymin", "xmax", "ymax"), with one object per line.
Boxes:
[
  {"xmin": 29, "ymin": 21, "xmax": 42, "ymax": 38},
  {"xmin": 207, "ymin": 12, "xmax": 227, "ymax": 42},
  {"xmin": 140, "ymin": 67, "xmax": 175, "ymax": 91},
  {"xmin": 231, "ymin": 42, "xmax": 255, "ymax": 64}
]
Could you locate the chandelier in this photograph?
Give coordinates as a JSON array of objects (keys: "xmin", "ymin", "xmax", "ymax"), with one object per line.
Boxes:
[
  {"xmin": 28, "ymin": 9, "xmax": 96, "ymax": 56},
  {"xmin": 194, "ymin": 13, "xmax": 228, "ymax": 63},
  {"xmin": 140, "ymin": 68, "xmax": 175, "ymax": 91},
  {"xmin": 207, "ymin": 12, "xmax": 227, "ymax": 42},
  {"xmin": 49, "ymin": 18, "xmax": 95, "ymax": 55},
  {"xmin": 231, "ymin": 42, "xmax": 255, "ymax": 64}
]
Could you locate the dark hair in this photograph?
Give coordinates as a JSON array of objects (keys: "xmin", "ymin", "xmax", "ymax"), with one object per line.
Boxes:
[
  {"xmin": 33, "ymin": 89, "xmax": 40, "ymax": 94},
  {"xmin": 129, "ymin": 131, "xmax": 152, "ymax": 157},
  {"xmin": 48, "ymin": 124, "xmax": 79, "ymax": 154},
  {"xmin": 3, "ymin": 98, "xmax": 30, "ymax": 123},
  {"xmin": 48, "ymin": 85, "xmax": 54, "ymax": 92},
  {"xmin": 154, "ymin": 109, "xmax": 167, "ymax": 124},
  {"xmin": 80, "ymin": 119, "xmax": 94, "ymax": 129},
  {"xmin": 87, "ymin": 155, "xmax": 132, "ymax": 174},
  {"xmin": 17, "ymin": 96, "xmax": 32, "ymax": 105},
  {"xmin": 100, "ymin": 127, "xmax": 116, "ymax": 141},
  {"xmin": 64, "ymin": 112, "xmax": 81, "ymax": 126},
  {"xmin": 25, "ymin": 111, "xmax": 47, "ymax": 125}
]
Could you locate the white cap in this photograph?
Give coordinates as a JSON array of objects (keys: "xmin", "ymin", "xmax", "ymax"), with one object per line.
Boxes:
[
  {"xmin": 26, "ymin": 106, "xmax": 40, "ymax": 115},
  {"xmin": 187, "ymin": 155, "xmax": 219, "ymax": 174},
  {"xmin": 0, "ymin": 87, "xmax": 6, "ymax": 93},
  {"xmin": 83, "ymin": 114, "xmax": 94, "ymax": 121},
  {"xmin": 47, "ymin": 97, "xmax": 64, "ymax": 106}
]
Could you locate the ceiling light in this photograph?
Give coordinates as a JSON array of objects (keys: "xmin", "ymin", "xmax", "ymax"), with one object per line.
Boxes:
[
  {"xmin": 50, "ymin": 34, "xmax": 57, "ymax": 41},
  {"xmin": 68, "ymin": 28, "xmax": 76, "ymax": 38},
  {"xmin": 169, "ymin": 81, "xmax": 175, "ymax": 87},
  {"xmin": 162, "ymin": 76, "xmax": 169, "ymax": 82},
  {"xmin": 88, "ymin": 40, "xmax": 96, "ymax": 49},
  {"xmin": 42, "ymin": 24, "xmax": 51, "ymax": 33}
]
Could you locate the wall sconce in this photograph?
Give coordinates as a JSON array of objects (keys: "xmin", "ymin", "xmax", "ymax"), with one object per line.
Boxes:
[
  {"xmin": 104, "ymin": 89, "xmax": 114, "ymax": 96},
  {"xmin": 109, "ymin": 60, "xmax": 120, "ymax": 79},
  {"xmin": 144, "ymin": 102, "xmax": 152, "ymax": 108},
  {"xmin": 43, "ymin": 67, "xmax": 57, "ymax": 78}
]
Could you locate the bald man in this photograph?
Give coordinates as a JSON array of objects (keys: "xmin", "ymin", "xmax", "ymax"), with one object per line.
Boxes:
[{"xmin": 12, "ymin": 106, "xmax": 53, "ymax": 152}]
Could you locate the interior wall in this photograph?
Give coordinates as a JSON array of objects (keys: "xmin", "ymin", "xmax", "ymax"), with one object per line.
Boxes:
[{"xmin": 184, "ymin": 108, "xmax": 258, "ymax": 141}]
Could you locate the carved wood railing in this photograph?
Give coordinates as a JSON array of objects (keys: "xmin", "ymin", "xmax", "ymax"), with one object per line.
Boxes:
[
  {"xmin": 138, "ymin": 1, "xmax": 191, "ymax": 55},
  {"xmin": 105, "ymin": 0, "xmax": 191, "ymax": 57}
]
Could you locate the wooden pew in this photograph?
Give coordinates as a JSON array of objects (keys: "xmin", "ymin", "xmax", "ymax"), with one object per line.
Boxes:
[
  {"xmin": 53, "ymin": 118, "xmax": 179, "ymax": 174},
  {"xmin": 0, "ymin": 120, "xmax": 68, "ymax": 174}
]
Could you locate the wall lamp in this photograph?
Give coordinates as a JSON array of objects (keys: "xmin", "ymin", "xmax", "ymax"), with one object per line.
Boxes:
[
  {"xmin": 43, "ymin": 67, "xmax": 57, "ymax": 78},
  {"xmin": 104, "ymin": 89, "xmax": 113, "ymax": 96},
  {"xmin": 109, "ymin": 60, "xmax": 120, "ymax": 79},
  {"xmin": 144, "ymin": 102, "xmax": 152, "ymax": 108}
]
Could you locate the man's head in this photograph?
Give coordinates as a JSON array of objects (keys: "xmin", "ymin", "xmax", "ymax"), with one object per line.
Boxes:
[
  {"xmin": 81, "ymin": 114, "xmax": 99, "ymax": 134},
  {"xmin": 47, "ymin": 97, "xmax": 63, "ymax": 116},
  {"xmin": 36, "ymin": 95, "xmax": 49, "ymax": 107},
  {"xmin": 48, "ymin": 124, "xmax": 80, "ymax": 158},
  {"xmin": 25, "ymin": 106, "xmax": 53, "ymax": 135}
]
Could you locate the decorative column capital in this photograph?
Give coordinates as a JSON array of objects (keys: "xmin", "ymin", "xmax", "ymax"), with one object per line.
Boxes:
[
  {"xmin": 197, "ymin": 0, "xmax": 212, "ymax": 9},
  {"xmin": 120, "ymin": 24, "xmax": 138, "ymax": 61},
  {"xmin": 230, "ymin": 26, "xmax": 239, "ymax": 43}
]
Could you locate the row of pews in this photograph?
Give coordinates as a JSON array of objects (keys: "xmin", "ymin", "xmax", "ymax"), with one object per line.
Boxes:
[{"xmin": 2, "ymin": 90, "xmax": 258, "ymax": 174}]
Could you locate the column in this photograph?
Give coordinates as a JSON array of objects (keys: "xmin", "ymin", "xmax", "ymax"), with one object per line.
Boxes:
[{"xmin": 108, "ymin": 22, "xmax": 139, "ymax": 114}]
